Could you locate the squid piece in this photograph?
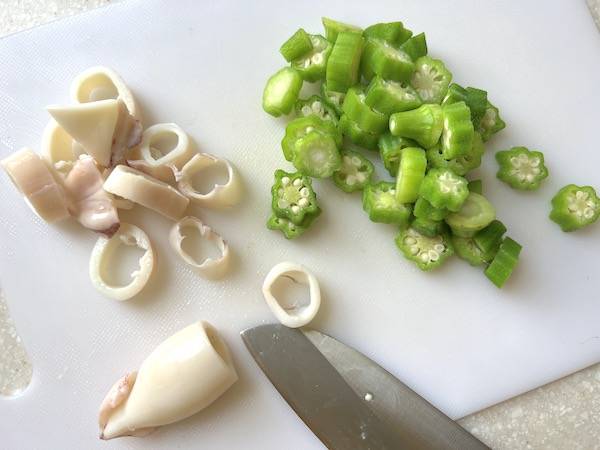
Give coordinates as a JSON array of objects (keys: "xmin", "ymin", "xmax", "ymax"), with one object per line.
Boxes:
[
  {"xmin": 70, "ymin": 66, "xmax": 142, "ymax": 123},
  {"xmin": 99, "ymin": 321, "xmax": 238, "ymax": 439},
  {"xmin": 103, "ymin": 165, "xmax": 189, "ymax": 220},
  {"xmin": 89, "ymin": 223, "xmax": 154, "ymax": 301},
  {"xmin": 1, "ymin": 147, "xmax": 70, "ymax": 223},
  {"xmin": 41, "ymin": 119, "xmax": 83, "ymax": 175},
  {"xmin": 175, "ymin": 153, "xmax": 242, "ymax": 208},
  {"xmin": 63, "ymin": 155, "xmax": 120, "ymax": 236},
  {"xmin": 128, "ymin": 123, "xmax": 194, "ymax": 183},
  {"xmin": 261, "ymin": 262, "xmax": 321, "ymax": 328},
  {"xmin": 169, "ymin": 216, "xmax": 231, "ymax": 279}
]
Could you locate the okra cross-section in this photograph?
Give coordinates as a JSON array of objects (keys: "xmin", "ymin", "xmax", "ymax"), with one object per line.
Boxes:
[
  {"xmin": 441, "ymin": 101, "xmax": 474, "ymax": 159},
  {"xmin": 267, "ymin": 210, "xmax": 320, "ymax": 240},
  {"xmin": 484, "ymin": 237, "xmax": 522, "ymax": 288},
  {"xmin": 549, "ymin": 184, "xmax": 600, "ymax": 232},
  {"xmin": 262, "ymin": 67, "xmax": 303, "ymax": 117},
  {"xmin": 495, "ymin": 147, "xmax": 548, "ymax": 190},
  {"xmin": 291, "ymin": 35, "xmax": 332, "ymax": 83},
  {"xmin": 445, "ymin": 192, "xmax": 496, "ymax": 237},
  {"xmin": 320, "ymin": 82, "xmax": 345, "ymax": 116},
  {"xmin": 410, "ymin": 56, "xmax": 452, "ymax": 104},
  {"xmin": 326, "ymin": 31, "xmax": 364, "ymax": 93},
  {"xmin": 419, "ymin": 168, "xmax": 469, "ymax": 212},
  {"xmin": 426, "ymin": 132, "xmax": 485, "ymax": 176},
  {"xmin": 362, "ymin": 181, "xmax": 412, "ymax": 226},
  {"xmin": 395, "ymin": 147, "xmax": 427, "ymax": 204},
  {"xmin": 333, "ymin": 150, "xmax": 374, "ymax": 193},
  {"xmin": 365, "ymin": 76, "xmax": 422, "ymax": 116},
  {"xmin": 281, "ymin": 115, "xmax": 341, "ymax": 162},
  {"xmin": 360, "ymin": 38, "xmax": 415, "ymax": 83},
  {"xmin": 451, "ymin": 235, "xmax": 486, "ymax": 267},
  {"xmin": 395, "ymin": 227, "xmax": 454, "ymax": 271},
  {"xmin": 295, "ymin": 95, "xmax": 338, "ymax": 123},
  {"xmin": 477, "ymin": 100, "xmax": 505, "ymax": 142},
  {"xmin": 280, "ymin": 28, "xmax": 313, "ymax": 62},
  {"xmin": 292, "ymin": 131, "xmax": 341, "ymax": 178},
  {"xmin": 389, "ymin": 104, "xmax": 443, "ymax": 149},
  {"xmin": 342, "ymin": 86, "xmax": 389, "ymax": 135},
  {"xmin": 378, "ymin": 134, "xmax": 417, "ymax": 177},
  {"xmin": 271, "ymin": 170, "xmax": 320, "ymax": 225}
]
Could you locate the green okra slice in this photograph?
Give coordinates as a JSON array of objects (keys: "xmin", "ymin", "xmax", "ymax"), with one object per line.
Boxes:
[
  {"xmin": 271, "ymin": 169, "xmax": 320, "ymax": 225},
  {"xmin": 410, "ymin": 56, "xmax": 452, "ymax": 104},
  {"xmin": 292, "ymin": 131, "xmax": 341, "ymax": 179},
  {"xmin": 280, "ymin": 28, "xmax": 313, "ymax": 62},
  {"xmin": 419, "ymin": 168, "xmax": 469, "ymax": 212},
  {"xmin": 413, "ymin": 197, "xmax": 448, "ymax": 221},
  {"xmin": 362, "ymin": 181, "xmax": 412, "ymax": 225},
  {"xmin": 360, "ymin": 38, "xmax": 415, "ymax": 83},
  {"xmin": 389, "ymin": 104, "xmax": 443, "ymax": 149},
  {"xmin": 395, "ymin": 227, "xmax": 453, "ymax": 271},
  {"xmin": 378, "ymin": 134, "xmax": 417, "ymax": 177},
  {"xmin": 478, "ymin": 100, "xmax": 506, "ymax": 141},
  {"xmin": 295, "ymin": 95, "xmax": 338, "ymax": 123},
  {"xmin": 262, "ymin": 67, "xmax": 303, "ymax": 117},
  {"xmin": 400, "ymin": 32, "xmax": 427, "ymax": 60},
  {"xmin": 342, "ymin": 86, "xmax": 389, "ymax": 135},
  {"xmin": 473, "ymin": 220, "xmax": 507, "ymax": 261},
  {"xmin": 484, "ymin": 237, "xmax": 522, "ymax": 288},
  {"xmin": 363, "ymin": 22, "xmax": 412, "ymax": 46},
  {"xmin": 445, "ymin": 192, "xmax": 496, "ymax": 237},
  {"xmin": 267, "ymin": 209, "xmax": 320, "ymax": 240},
  {"xmin": 467, "ymin": 179, "xmax": 483, "ymax": 195},
  {"xmin": 326, "ymin": 31, "xmax": 364, "ymax": 93},
  {"xmin": 281, "ymin": 115, "xmax": 342, "ymax": 161},
  {"xmin": 320, "ymin": 82, "xmax": 346, "ymax": 116},
  {"xmin": 333, "ymin": 150, "xmax": 374, "ymax": 193},
  {"xmin": 451, "ymin": 235, "xmax": 486, "ymax": 267},
  {"xmin": 322, "ymin": 17, "xmax": 362, "ymax": 43},
  {"xmin": 395, "ymin": 146, "xmax": 427, "ymax": 204},
  {"xmin": 549, "ymin": 184, "xmax": 600, "ymax": 232},
  {"xmin": 442, "ymin": 84, "xmax": 488, "ymax": 128},
  {"xmin": 441, "ymin": 101, "xmax": 474, "ymax": 159},
  {"xmin": 291, "ymin": 35, "xmax": 332, "ymax": 83},
  {"xmin": 495, "ymin": 147, "xmax": 548, "ymax": 190},
  {"xmin": 426, "ymin": 132, "xmax": 484, "ymax": 176},
  {"xmin": 411, "ymin": 217, "xmax": 447, "ymax": 238},
  {"xmin": 365, "ymin": 76, "xmax": 422, "ymax": 115},
  {"xmin": 339, "ymin": 114, "xmax": 379, "ymax": 151}
]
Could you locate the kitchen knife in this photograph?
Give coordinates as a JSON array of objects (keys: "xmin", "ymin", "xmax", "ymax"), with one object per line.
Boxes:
[{"xmin": 241, "ymin": 324, "xmax": 489, "ymax": 450}]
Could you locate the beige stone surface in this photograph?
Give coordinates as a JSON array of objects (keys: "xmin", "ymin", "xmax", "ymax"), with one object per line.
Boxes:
[{"xmin": 0, "ymin": 1, "xmax": 598, "ymax": 448}]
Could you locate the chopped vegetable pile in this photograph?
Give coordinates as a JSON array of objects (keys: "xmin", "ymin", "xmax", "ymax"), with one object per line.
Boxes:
[{"xmin": 262, "ymin": 18, "xmax": 600, "ymax": 288}]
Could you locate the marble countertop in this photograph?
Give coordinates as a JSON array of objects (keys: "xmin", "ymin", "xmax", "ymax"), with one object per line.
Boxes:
[{"xmin": 0, "ymin": 1, "xmax": 598, "ymax": 448}]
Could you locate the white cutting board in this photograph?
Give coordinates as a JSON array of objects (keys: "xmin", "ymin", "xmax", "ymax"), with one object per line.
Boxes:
[{"xmin": 0, "ymin": 0, "xmax": 599, "ymax": 448}]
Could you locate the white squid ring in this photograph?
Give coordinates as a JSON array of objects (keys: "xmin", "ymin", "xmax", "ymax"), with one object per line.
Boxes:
[
  {"xmin": 128, "ymin": 123, "xmax": 194, "ymax": 182},
  {"xmin": 262, "ymin": 262, "xmax": 321, "ymax": 328},
  {"xmin": 40, "ymin": 119, "xmax": 85, "ymax": 175},
  {"xmin": 176, "ymin": 153, "xmax": 242, "ymax": 208},
  {"xmin": 169, "ymin": 216, "xmax": 230, "ymax": 279},
  {"xmin": 70, "ymin": 66, "xmax": 142, "ymax": 123},
  {"xmin": 89, "ymin": 223, "xmax": 154, "ymax": 301}
]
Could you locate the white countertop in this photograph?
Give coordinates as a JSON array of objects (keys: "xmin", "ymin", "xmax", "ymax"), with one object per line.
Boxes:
[{"xmin": 0, "ymin": 1, "xmax": 598, "ymax": 448}]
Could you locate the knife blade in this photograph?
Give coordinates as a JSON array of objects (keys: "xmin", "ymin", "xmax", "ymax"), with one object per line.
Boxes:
[{"xmin": 241, "ymin": 324, "xmax": 489, "ymax": 450}]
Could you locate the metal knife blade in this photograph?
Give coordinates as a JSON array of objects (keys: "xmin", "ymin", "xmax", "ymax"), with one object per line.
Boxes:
[{"xmin": 241, "ymin": 324, "xmax": 489, "ymax": 450}]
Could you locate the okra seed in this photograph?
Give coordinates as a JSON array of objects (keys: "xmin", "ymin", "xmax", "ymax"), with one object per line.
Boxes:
[
  {"xmin": 301, "ymin": 106, "xmax": 312, "ymax": 116},
  {"xmin": 298, "ymin": 198, "xmax": 309, "ymax": 207},
  {"xmin": 281, "ymin": 177, "xmax": 290, "ymax": 186},
  {"xmin": 346, "ymin": 175, "xmax": 357, "ymax": 185},
  {"xmin": 351, "ymin": 156, "xmax": 361, "ymax": 166},
  {"xmin": 300, "ymin": 188, "xmax": 310, "ymax": 197},
  {"xmin": 291, "ymin": 205, "xmax": 300, "ymax": 214},
  {"xmin": 428, "ymin": 250, "xmax": 439, "ymax": 261},
  {"xmin": 434, "ymin": 244, "xmax": 445, "ymax": 253},
  {"xmin": 404, "ymin": 237, "xmax": 417, "ymax": 245},
  {"xmin": 293, "ymin": 178, "xmax": 302, "ymax": 187}
]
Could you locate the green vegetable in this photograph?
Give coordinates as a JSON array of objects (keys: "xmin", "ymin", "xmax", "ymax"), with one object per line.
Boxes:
[
  {"xmin": 322, "ymin": 17, "xmax": 362, "ymax": 43},
  {"xmin": 399, "ymin": 32, "xmax": 427, "ymax": 60},
  {"xmin": 342, "ymin": 86, "xmax": 389, "ymax": 134},
  {"xmin": 419, "ymin": 168, "xmax": 469, "ymax": 212},
  {"xmin": 467, "ymin": 179, "xmax": 483, "ymax": 194},
  {"xmin": 549, "ymin": 184, "xmax": 600, "ymax": 232},
  {"xmin": 473, "ymin": 219, "xmax": 507, "ymax": 261},
  {"xmin": 267, "ymin": 211, "xmax": 320, "ymax": 240},
  {"xmin": 484, "ymin": 237, "xmax": 522, "ymax": 288},
  {"xmin": 281, "ymin": 115, "xmax": 341, "ymax": 161},
  {"xmin": 426, "ymin": 132, "xmax": 484, "ymax": 176},
  {"xmin": 410, "ymin": 56, "xmax": 452, "ymax": 104},
  {"xmin": 362, "ymin": 181, "xmax": 412, "ymax": 225},
  {"xmin": 365, "ymin": 76, "xmax": 422, "ymax": 115},
  {"xmin": 326, "ymin": 31, "xmax": 364, "ymax": 93},
  {"xmin": 411, "ymin": 217, "xmax": 446, "ymax": 237},
  {"xmin": 262, "ymin": 67, "xmax": 303, "ymax": 117},
  {"xmin": 271, "ymin": 169, "xmax": 320, "ymax": 225},
  {"xmin": 333, "ymin": 150, "xmax": 374, "ymax": 192},
  {"xmin": 295, "ymin": 95, "xmax": 338, "ymax": 123},
  {"xmin": 360, "ymin": 38, "xmax": 415, "ymax": 83},
  {"xmin": 389, "ymin": 104, "xmax": 443, "ymax": 148},
  {"xmin": 477, "ymin": 100, "xmax": 505, "ymax": 141},
  {"xmin": 451, "ymin": 235, "xmax": 486, "ymax": 266},
  {"xmin": 445, "ymin": 192, "xmax": 495, "ymax": 237},
  {"xmin": 495, "ymin": 147, "xmax": 548, "ymax": 190},
  {"xmin": 291, "ymin": 35, "xmax": 332, "ymax": 82},
  {"xmin": 363, "ymin": 22, "xmax": 412, "ymax": 46},
  {"xmin": 395, "ymin": 227, "xmax": 453, "ymax": 271},
  {"xmin": 280, "ymin": 28, "xmax": 313, "ymax": 62},
  {"xmin": 413, "ymin": 197, "xmax": 448, "ymax": 221},
  {"xmin": 395, "ymin": 147, "xmax": 427, "ymax": 203},
  {"xmin": 442, "ymin": 84, "xmax": 488, "ymax": 128},
  {"xmin": 378, "ymin": 134, "xmax": 417, "ymax": 177},
  {"xmin": 339, "ymin": 114, "xmax": 379, "ymax": 150},
  {"xmin": 320, "ymin": 82, "xmax": 345, "ymax": 116},
  {"xmin": 292, "ymin": 131, "xmax": 341, "ymax": 178},
  {"xmin": 441, "ymin": 101, "xmax": 474, "ymax": 159}
]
